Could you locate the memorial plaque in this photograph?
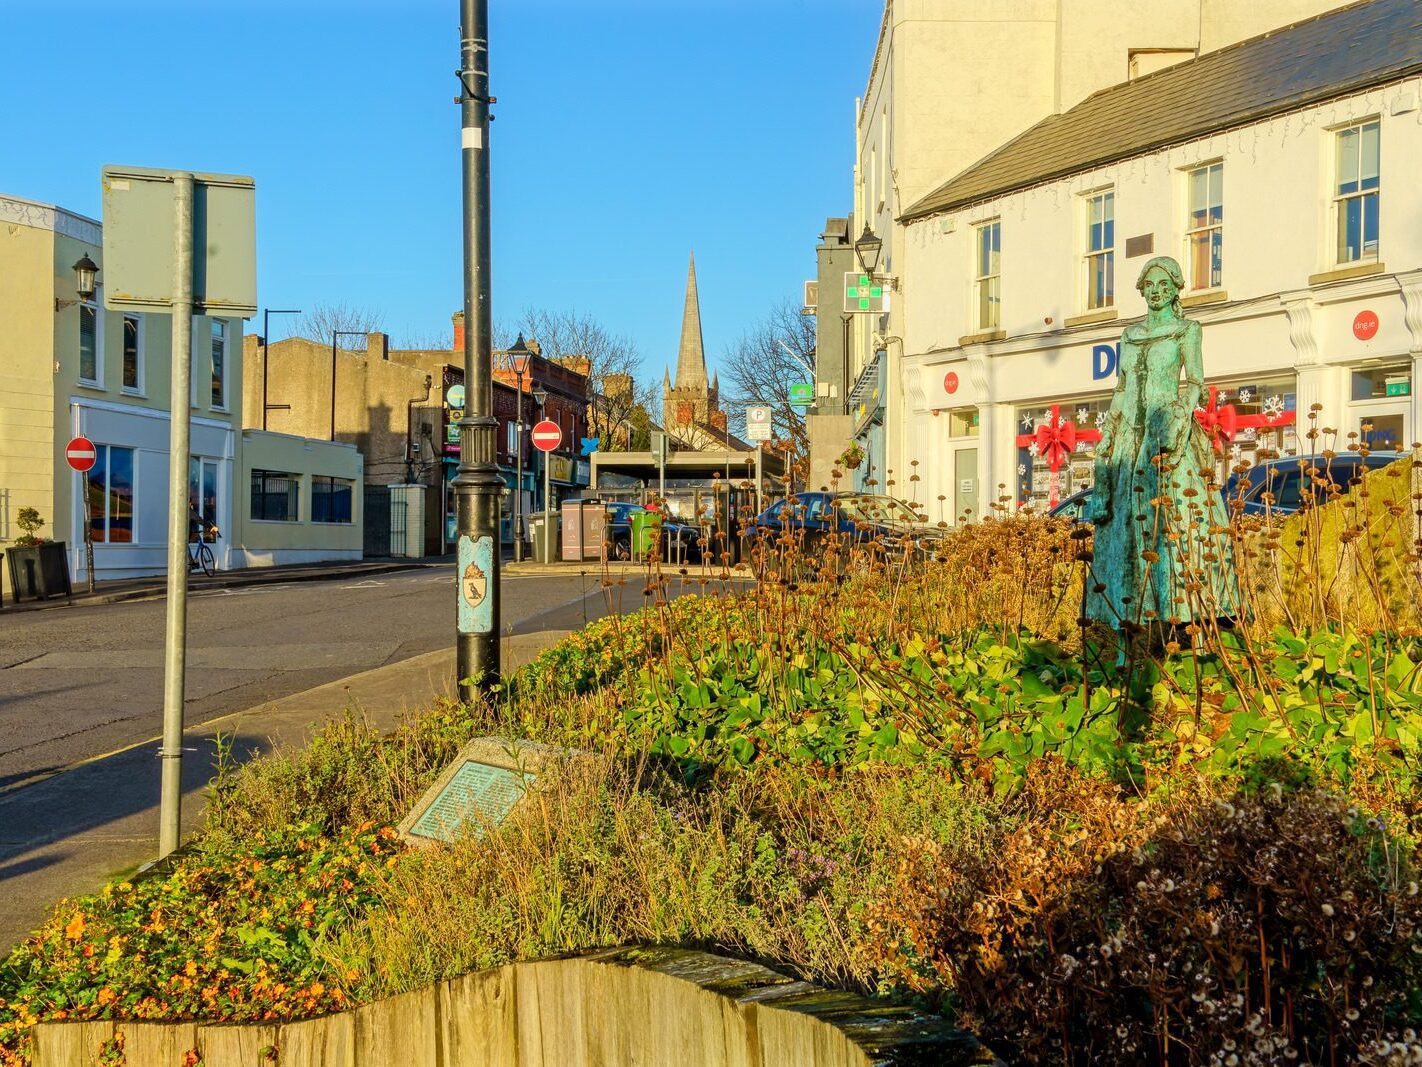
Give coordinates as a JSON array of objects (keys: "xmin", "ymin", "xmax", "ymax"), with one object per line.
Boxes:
[
  {"xmin": 398, "ymin": 736, "xmax": 580, "ymax": 847},
  {"xmin": 409, "ymin": 761, "xmax": 531, "ymax": 841}
]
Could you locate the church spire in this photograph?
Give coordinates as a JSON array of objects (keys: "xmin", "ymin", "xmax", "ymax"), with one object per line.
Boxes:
[{"xmin": 674, "ymin": 251, "xmax": 708, "ymax": 391}]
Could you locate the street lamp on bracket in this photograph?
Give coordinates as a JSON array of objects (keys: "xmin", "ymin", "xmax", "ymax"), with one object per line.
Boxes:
[
  {"xmin": 54, "ymin": 255, "xmax": 100, "ymax": 311},
  {"xmin": 853, "ymin": 224, "xmax": 883, "ymax": 276}
]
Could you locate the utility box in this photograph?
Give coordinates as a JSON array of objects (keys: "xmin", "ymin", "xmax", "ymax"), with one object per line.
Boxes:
[
  {"xmin": 560, "ymin": 499, "xmax": 607, "ymax": 562},
  {"xmin": 529, "ymin": 511, "xmax": 558, "ymax": 564}
]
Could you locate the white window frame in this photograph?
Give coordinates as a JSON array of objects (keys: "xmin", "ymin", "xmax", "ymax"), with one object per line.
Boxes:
[
  {"xmin": 506, "ymin": 418, "xmax": 518, "ymax": 455},
  {"xmin": 1184, "ymin": 162, "xmax": 1224, "ymax": 292},
  {"xmin": 86, "ymin": 444, "xmax": 136, "ymax": 543},
  {"xmin": 973, "ymin": 219, "xmax": 1001, "ymax": 331},
  {"xmin": 210, "ymin": 319, "xmax": 229, "ymax": 411},
  {"xmin": 78, "ymin": 297, "xmax": 103, "ymax": 387},
  {"xmin": 1332, "ymin": 119, "xmax": 1380, "ymax": 266},
  {"xmin": 120, "ymin": 313, "xmax": 145, "ymax": 395},
  {"xmin": 1083, "ymin": 189, "xmax": 1115, "ymax": 311}
]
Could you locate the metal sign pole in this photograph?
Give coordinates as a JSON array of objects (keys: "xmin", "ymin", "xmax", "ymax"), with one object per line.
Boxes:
[
  {"xmin": 453, "ymin": 0, "xmax": 501, "ymax": 699},
  {"xmin": 158, "ymin": 172, "xmax": 194, "ymax": 859}
]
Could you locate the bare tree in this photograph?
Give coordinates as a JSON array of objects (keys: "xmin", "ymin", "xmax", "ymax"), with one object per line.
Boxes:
[
  {"xmin": 297, "ymin": 302, "xmax": 384, "ymax": 348},
  {"xmin": 720, "ymin": 299, "xmax": 816, "ymax": 466},
  {"xmin": 516, "ymin": 308, "xmax": 653, "ymax": 452}
]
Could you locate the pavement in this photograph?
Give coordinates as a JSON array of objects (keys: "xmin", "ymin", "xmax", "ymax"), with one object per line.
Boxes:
[{"xmin": 1, "ymin": 553, "xmax": 721, "ymax": 613}]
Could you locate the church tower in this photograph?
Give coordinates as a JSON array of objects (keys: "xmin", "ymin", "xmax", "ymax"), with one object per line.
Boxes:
[{"xmin": 662, "ymin": 252, "xmax": 720, "ymax": 434}]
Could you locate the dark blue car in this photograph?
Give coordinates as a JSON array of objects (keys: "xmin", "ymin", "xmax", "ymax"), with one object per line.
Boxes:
[{"xmin": 1048, "ymin": 452, "xmax": 1408, "ymax": 521}]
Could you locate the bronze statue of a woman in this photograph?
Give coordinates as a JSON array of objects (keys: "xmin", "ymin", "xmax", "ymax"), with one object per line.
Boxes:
[{"xmin": 1086, "ymin": 256, "xmax": 1238, "ymax": 633}]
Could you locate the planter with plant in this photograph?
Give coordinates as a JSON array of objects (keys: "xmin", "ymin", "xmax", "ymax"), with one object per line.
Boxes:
[
  {"xmin": 837, "ymin": 442, "xmax": 864, "ymax": 470},
  {"xmin": 4, "ymin": 508, "xmax": 69, "ymax": 602}
]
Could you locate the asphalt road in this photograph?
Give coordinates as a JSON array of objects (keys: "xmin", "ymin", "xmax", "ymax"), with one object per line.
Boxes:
[{"xmin": 0, "ymin": 565, "xmax": 618, "ymax": 797}]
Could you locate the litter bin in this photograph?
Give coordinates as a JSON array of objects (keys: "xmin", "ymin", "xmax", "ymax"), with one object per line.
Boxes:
[
  {"xmin": 529, "ymin": 511, "xmax": 558, "ymax": 564},
  {"xmin": 560, "ymin": 499, "xmax": 607, "ymax": 562},
  {"xmin": 629, "ymin": 510, "xmax": 662, "ymax": 559}
]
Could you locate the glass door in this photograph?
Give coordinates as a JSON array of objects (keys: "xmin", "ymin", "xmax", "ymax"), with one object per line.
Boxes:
[{"xmin": 188, "ymin": 457, "xmax": 219, "ymax": 542}]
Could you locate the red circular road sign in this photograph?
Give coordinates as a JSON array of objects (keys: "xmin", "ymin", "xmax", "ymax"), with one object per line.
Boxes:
[
  {"xmin": 65, "ymin": 436, "xmax": 97, "ymax": 473},
  {"xmin": 944, "ymin": 371, "xmax": 959, "ymax": 395},
  {"xmin": 1353, "ymin": 309, "xmax": 1379, "ymax": 341},
  {"xmin": 531, "ymin": 420, "xmax": 563, "ymax": 452}
]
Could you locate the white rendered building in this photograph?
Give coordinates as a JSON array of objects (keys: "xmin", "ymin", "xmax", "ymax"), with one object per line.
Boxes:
[{"xmin": 891, "ymin": 0, "xmax": 1422, "ymax": 521}]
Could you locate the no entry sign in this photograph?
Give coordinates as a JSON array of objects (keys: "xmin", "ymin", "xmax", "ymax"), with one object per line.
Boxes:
[
  {"xmin": 531, "ymin": 420, "xmax": 562, "ymax": 452},
  {"xmin": 65, "ymin": 436, "xmax": 98, "ymax": 473}
]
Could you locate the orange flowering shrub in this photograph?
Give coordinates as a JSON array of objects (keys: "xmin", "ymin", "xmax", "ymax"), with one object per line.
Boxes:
[{"xmin": 0, "ymin": 822, "xmax": 398, "ymax": 1065}]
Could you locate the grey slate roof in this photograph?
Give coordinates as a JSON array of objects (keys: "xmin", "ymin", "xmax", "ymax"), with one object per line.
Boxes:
[{"xmin": 902, "ymin": 0, "xmax": 1422, "ymax": 221}]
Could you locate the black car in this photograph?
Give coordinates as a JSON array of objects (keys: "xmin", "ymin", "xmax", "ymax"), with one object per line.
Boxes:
[
  {"xmin": 602, "ymin": 501, "xmax": 702, "ymax": 562},
  {"xmin": 747, "ymin": 492, "xmax": 944, "ymax": 562}
]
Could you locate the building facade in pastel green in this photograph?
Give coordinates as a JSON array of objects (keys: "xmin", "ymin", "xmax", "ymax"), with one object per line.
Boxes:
[
  {"xmin": 1, "ymin": 191, "xmax": 363, "ymax": 597},
  {"xmin": 1, "ymin": 193, "xmax": 243, "ymax": 595}
]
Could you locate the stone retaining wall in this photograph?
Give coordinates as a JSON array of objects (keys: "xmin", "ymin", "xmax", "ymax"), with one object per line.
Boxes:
[{"xmin": 31, "ymin": 947, "xmax": 998, "ymax": 1066}]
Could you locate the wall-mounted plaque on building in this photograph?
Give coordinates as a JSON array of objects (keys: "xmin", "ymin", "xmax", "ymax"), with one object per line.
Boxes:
[{"xmin": 397, "ymin": 737, "xmax": 574, "ymax": 846}]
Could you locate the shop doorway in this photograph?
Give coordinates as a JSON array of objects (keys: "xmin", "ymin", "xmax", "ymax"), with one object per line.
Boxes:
[{"xmin": 954, "ymin": 447, "xmax": 979, "ymax": 523}]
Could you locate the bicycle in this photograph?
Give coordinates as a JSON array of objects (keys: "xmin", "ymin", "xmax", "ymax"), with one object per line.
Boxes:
[{"xmin": 189, "ymin": 523, "xmax": 219, "ymax": 578}]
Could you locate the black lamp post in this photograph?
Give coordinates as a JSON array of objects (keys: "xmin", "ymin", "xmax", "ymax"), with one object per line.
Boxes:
[
  {"xmin": 261, "ymin": 308, "xmax": 302, "ymax": 431},
  {"xmin": 331, "ymin": 330, "xmax": 365, "ymax": 441},
  {"xmin": 532, "ymin": 385, "xmax": 549, "ymax": 512},
  {"xmin": 508, "ymin": 333, "xmax": 531, "ymax": 562}
]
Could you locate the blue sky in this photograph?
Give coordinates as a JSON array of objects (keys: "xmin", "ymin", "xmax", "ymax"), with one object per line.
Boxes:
[{"xmin": 1, "ymin": 0, "xmax": 879, "ymax": 384}]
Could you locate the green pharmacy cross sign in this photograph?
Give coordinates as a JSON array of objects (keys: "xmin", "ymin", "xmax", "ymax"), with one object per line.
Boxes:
[{"xmin": 844, "ymin": 272, "xmax": 887, "ymax": 314}]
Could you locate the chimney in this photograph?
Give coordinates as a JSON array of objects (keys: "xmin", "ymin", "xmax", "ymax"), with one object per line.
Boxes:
[
  {"xmin": 367, "ymin": 332, "xmax": 389, "ymax": 361},
  {"xmin": 452, "ymin": 311, "xmax": 465, "ymax": 352}
]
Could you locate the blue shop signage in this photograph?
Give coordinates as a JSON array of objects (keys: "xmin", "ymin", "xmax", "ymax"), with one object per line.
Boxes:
[{"xmin": 1091, "ymin": 344, "xmax": 1119, "ymax": 380}]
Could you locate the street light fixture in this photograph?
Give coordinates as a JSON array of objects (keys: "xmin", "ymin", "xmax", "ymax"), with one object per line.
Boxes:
[
  {"xmin": 853, "ymin": 224, "xmax": 883, "ymax": 276},
  {"xmin": 508, "ymin": 332, "xmax": 531, "ymax": 562},
  {"xmin": 55, "ymin": 255, "xmax": 100, "ymax": 311},
  {"xmin": 331, "ymin": 330, "xmax": 365, "ymax": 441},
  {"xmin": 261, "ymin": 308, "xmax": 302, "ymax": 431}
]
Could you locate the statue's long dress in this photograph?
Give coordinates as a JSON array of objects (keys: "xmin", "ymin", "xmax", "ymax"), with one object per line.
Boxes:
[{"xmin": 1086, "ymin": 320, "xmax": 1238, "ymax": 628}]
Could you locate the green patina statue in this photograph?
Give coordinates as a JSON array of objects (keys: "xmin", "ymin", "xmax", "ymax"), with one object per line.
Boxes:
[{"xmin": 1086, "ymin": 255, "xmax": 1239, "ymax": 637}]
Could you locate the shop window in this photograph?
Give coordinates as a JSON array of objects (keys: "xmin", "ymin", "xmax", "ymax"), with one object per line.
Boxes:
[
  {"xmin": 1351, "ymin": 364, "xmax": 1411, "ymax": 400},
  {"xmin": 312, "ymin": 476, "xmax": 354, "ymax": 523},
  {"xmin": 250, "ymin": 470, "xmax": 300, "ymax": 522},
  {"xmin": 1015, "ymin": 397, "xmax": 1112, "ymax": 510},
  {"xmin": 122, "ymin": 314, "xmax": 143, "ymax": 393},
  {"xmin": 79, "ymin": 302, "xmax": 100, "ymax": 385},
  {"xmin": 1334, "ymin": 121, "xmax": 1379, "ymax": 265},
  {"xmin": 1359, "ymin": 414, "xmax": 1405, "ymax": 451},
  {"xmin": 87, "ymin": 445, "xmax": 135, "ymax": 543},
  {"xmin": 1084, "ymin": 191, "xmax": 1115, "ymax": 310},
  {"xmin": 1185, "ymin": 162, "xmax": 1223, "ymax": 290},
  {"xmin": 974, "ymin": 220, "xmax": 1001, "ymax": 330},
  {"xmin": 1211, "ymin": 378, "xmax": 1299, "ymax": 465}
]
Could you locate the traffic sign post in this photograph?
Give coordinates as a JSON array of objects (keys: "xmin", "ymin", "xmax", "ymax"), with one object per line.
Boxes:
[
  {"xmin": 66, "ymin": 437, "xmax": 98, "ymax": 594},
  {"xmin": 532, "ymin": 420, "xmax": 561, "ymax": 554},
  {"xmin": 102, "ymin": 165, "xmax": 255, "ymax": 860},
  {"xmin": 65, "ymin": 437, "xmax": 97, "ymax": 473}
]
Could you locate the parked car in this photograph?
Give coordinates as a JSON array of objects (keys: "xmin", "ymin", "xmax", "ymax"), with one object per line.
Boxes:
[
  {"xmin": 1048, "ymin": 488, "xmax": 1093, "ymax": 521},
  {"xmin": 602, "ymin": 500, "xmax": 703, "ymax": 562},
  {"xmin": 1046, "ymin": 451, "xmax": 1407, "ymax": 525},
  {"xmin": 1224, "ymin": 451, "xmax": 1407, "ymax": 517},
  {"xmin": 746, "ymin": 492, "xmax": 944, "ymax": 566}
]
